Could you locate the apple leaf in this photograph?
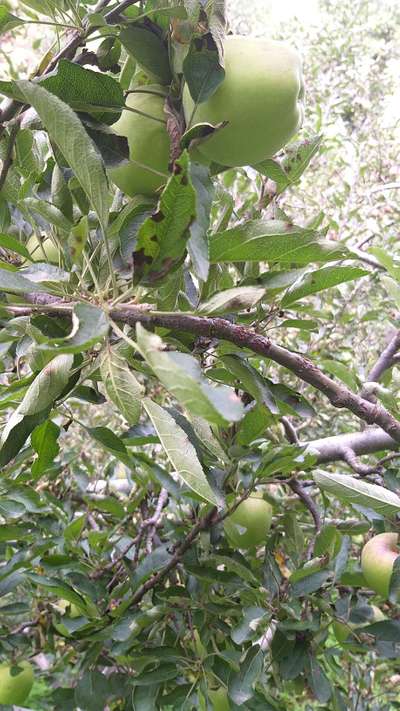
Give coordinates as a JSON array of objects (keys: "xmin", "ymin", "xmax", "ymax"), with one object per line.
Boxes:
[
  {"xmin": 314, "ymin": 470, "xmax": 400, "ymax": 516},
  {"xmin": 143, "ymin": 398, "xmax": 219, "ymax": 506}
]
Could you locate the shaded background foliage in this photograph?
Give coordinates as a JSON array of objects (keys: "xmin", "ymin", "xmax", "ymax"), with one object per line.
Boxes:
[{"xmin": 0, "ymin": 1, "xmax": 400, "ymax": 710}]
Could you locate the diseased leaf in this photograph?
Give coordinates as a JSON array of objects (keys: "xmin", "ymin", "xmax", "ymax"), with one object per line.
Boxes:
[
  {"xmin": 0, "ymin": 5, "xmax": 24, "ymax": 35},
  {"xmin": 143, "ymin": 398, "xmax": 219, "ymax": 505},
  {"xmin": 100, "ymin": 344, "xmax": 143, "ymax": 425},
  {"xmin": 18, "ymin": 81, "xmax": 110, "ymax": 229},
  {"xmin": 136, "ymin": 324, "xmax": 243, "ymax": 426},
  {"xmin": 133, "ymin": 151, "xmax": 196, "ymax": 285},
  {"xmin": 314, "ymin": 470, "xmax": 400, "ymax": 516}
]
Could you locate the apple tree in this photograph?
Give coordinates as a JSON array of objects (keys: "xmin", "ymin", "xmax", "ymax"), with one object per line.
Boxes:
[{"xmin": 0, "ymin": 0, "xmax": 400, "ymax": 709}]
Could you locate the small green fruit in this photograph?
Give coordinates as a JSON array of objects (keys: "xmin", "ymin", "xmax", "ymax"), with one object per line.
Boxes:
[
  {"xmin": 183, "ymin": 36, "xmax": 304, "ymax": 168},
  {"xmin": 361, "ymin": 532, "xmax": 399, "ymax": 598},
  {"xmin": 110, "ymin": 86, "xmax": 170, "ymax": 197},
  {"xmin": 224, "ymin": 496, "xmax": 272, "ymax": 549},
  {"xmin": 0, "ymin": 660, "xmax": 34, "ymax": 705}
]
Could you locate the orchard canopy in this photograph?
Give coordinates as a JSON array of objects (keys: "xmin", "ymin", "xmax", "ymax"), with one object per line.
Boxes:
[{"xmin": 0, "ymin": 0, "xmax": 400, "ymax": 709}]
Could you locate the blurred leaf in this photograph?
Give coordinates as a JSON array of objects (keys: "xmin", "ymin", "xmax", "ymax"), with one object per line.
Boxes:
[
  {"xmin": 0, "ymin": 233, "xmax": 30, "ymax": 260},
  {"xmin": 187, "ymin": 161, "xmax": 214, "ymax": 282},
  {"xmin": 228, "ymin": 645, "xmax": 263, "ymax": 705},
  {"xmin": 197, "ymin": 286, "xmax": 266, "ymax": 314},
  {"xmin": 0, "ymin": 5, "xmax": 24, "ymax": 34}
]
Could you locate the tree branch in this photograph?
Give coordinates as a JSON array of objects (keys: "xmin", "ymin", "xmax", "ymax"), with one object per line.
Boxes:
[
  {"xmin": 360, "ymin": 330, "xmax": 400, "ymax": 400},
  {"xmin": 306, "ymin": 427, "xmax": 398, "ymax": 462},
  {"xmin": 6, "ymin": 300, "xmax": 400, "ymax": 443},
  {"xmin": 288, "ymin": 479, "xmax": 322, "ymax": 558}
]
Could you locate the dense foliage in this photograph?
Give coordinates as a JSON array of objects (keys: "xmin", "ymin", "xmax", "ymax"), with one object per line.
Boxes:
[{"xmin": 0, "ymin": 0, "xmax": 399, "ymax": 709}]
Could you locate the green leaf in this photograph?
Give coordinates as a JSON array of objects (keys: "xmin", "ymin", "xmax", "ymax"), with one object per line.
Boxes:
[
  {"xmin": 314, "ymin": 470, "xmax": 400, "ymax": 516},
  {"xmin": 0, "ymin": 5, "xmax": 24, "ymax": 35},
  {"xmin": 40, "ymin": 60, "xmax": 124, "ymax": 125},
  {"xmin": 42, "ymin": 303, "xmax": 109, "ymax": 353},
  {"xmin": 136, "ymin": 324, "xmax": 243, "ymax": 426},
  {"xmin": 18, "ymin": 354, "xmax": 73, "ymax": 416},
  {"xmin": 0, "ymin": 410, "xmax": 49, "ymax": 468},
  {"xmin": 0, "ymin": 233, "xmax": 30, "ymax": 260},
  {"xmin": 133, "ymin": 151, "xmax": 196, "ymax": 285},
  {"xmin": 23, "ymin": 197, "xmax": 74, "ymax": 232},
  {"xmin": 281, "ymin": 266, "xmax": 368, "ymax": 306},
  {"xmin": 143, "ymin": 397, "xmax": 219, "ymax": 506},
  {"xmin": 209, "ymin": 219, "xmax": 348, "ymax": 264},
  {"xmin": 183, "ymin": 40, "xmax": 225, "ymax": 103},
  {"xmin": 100, "ymin": 344, "xmax": 143, "ymax": 425},
  {"xmin": 228, "ymin": 645, "xmax": 263, "ymax": 705},
  {"xmin": 18, "ymin": 81, "xmax": 110, "ymax": 229},
  {"xmin": 187, "ymin": 161, "xmax": 213, "ymax": 282},
  {"xmin": 0, "ymin": 267, "xmax": 50, "ymax": 294},
  {"xmin": 197, "ymin": 286, "xmax": 266, "ymax": 314},
  {"xmin": 31, "ymin": 419, "xmax": 60, "ymax": 476},
  {"xmin": 120, "ymin": 24, "xmax": 172, "ymax": 85},
  {"xmin": 320, "ymin": 359, "xmax": 359, "ymax": 391},
  {"xmin": 86, "ymin": 426, "xmax": 132, "ymax": 467}
]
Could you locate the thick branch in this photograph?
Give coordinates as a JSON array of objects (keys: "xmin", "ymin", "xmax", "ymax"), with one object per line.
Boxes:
[
  {"xmin": 360, "ymin": 330, "xmax": 400, "ymax": 400},
  {"xmin": 7, "ymin": 301, "xmax": 400, "ymax": 443},
  {"xmin": 307, "ymin": 428, "xmax": 398, "ymax": 463}
]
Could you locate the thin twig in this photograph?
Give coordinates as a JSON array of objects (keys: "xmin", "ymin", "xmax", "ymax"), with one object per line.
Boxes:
[
  {"xmin": 288, "ymin": 479, "xmax": 322, "ymax": 559},
  {"xmin": 360, "ymin": 330, "xmax": 400, "ymax": 400}
]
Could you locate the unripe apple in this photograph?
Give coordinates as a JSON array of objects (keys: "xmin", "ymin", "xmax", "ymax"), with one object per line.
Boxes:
[
  {"xmin": 183, "ymin": 36, "xmax": 304, "ymax": 168},
  {"xmin": 0, "ymin": 660, "xmax": 34, "ymax": 705},
  {"xmin": 209, "ymin": 686, "xmax": 230, "ymax": 710},
  {"xmin": 361, "ymin": 532, "xmax": 400, "ymax": 598},
  {"xmin": 25, "ymin": 234, "xmax": 60, "ymax": 264},
  {"xmin": 109, "ymin": 86, "xmax": 170, "ymax": 197},
  {"xmin": 333, "ymin": 605, "xmax": 385, "ymax": 643},
  {"xmin": 224, "ymin": 495, "xmax": 272, "ymax": 549}
]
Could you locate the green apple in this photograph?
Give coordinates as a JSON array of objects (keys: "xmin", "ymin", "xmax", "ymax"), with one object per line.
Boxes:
[
  {"xmin": 333, "ymin": 605, "xmax": 385, "ymax": 643},
  {"xmin": 109, "ymin": 86, "xmax": 171, "ymax": 197},
  {"xmin": 209, "ymin": 687, "xmax": 230, "ymax": 711},
  {"xmin": 183, "ymin": 36, "xmax": 304, "ymax": 168},
  {"xmin": 0, "ymin": 660, "xmax": 34, "ymax": 705},
  {"xmin": 25, "ymin": 234, "xmax": 60, "ymax": 264},
  {"xmin": 361, "ymin": 532, "xmax": 400, "ymax": 598},
  {"xmin": 224, "ymin": 495, "xmax": 272, "ymax": 549}
]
